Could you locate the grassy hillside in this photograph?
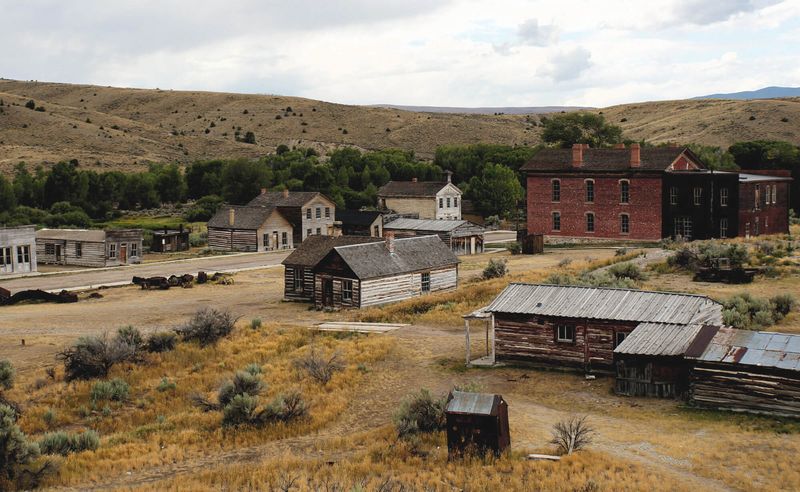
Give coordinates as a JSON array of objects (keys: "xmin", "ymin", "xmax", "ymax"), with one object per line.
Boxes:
[{"xmin": 2, "ymin": 79, "xmax": 800, "ymax": 173}]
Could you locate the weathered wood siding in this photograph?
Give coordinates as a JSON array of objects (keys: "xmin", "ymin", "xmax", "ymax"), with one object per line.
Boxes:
[
  {"xmin": 208, "ymin": 228, "xmax": 258, "ymax": 252},
  {"xmin": 359, "ymin": 266, "xmax": 457, "ymax": 308},
  {"xmin": 257, "ymin": 212, "xmax": 294, "ymax": 251},
  {"xmin": 283, "ymin": 265, "xmax": 316, "ymax": 301},
  {"xmin": 615, "ymin": 356, "xmax": 689, "ymax": 399},
  {"xmin": 383, "ymin": 197, "xmax": 436, "ymax": 220},
  {"xmin": 36, "ymin": 239, "xmax": 107, "ymax": 267},
  {"xmin": 689, "ymin": 362, "xmax": 800, "ymax": 417},
  {"xmin": 313, "ymin": 275, "xmax": 361, "ymax": 309},
  {"xmin": 0, "ymin": 226, "xmax": 37, "ymax": 274},
  {"xmin": 106, "ymin": 230, "xmax": 144, "ymax": 265}
]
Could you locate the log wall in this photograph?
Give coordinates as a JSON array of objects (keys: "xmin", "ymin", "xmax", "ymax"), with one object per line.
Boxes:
[
  {"xmin": 614, "ymin": 356, "xmax": 689, "ymax": 398},
  {"xmin": 208, "ymin": 227, "xmax": 258, "ymax": 252},
  {"xmin": 36, "ymin": 239, "xmax": 107, "ymax": 267},
  {"xmin": 283, "ymin": 265, "xmax": 315, "ymax": 301}
]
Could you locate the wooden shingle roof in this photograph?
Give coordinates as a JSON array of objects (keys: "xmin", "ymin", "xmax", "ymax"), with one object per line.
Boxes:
[
  {"xmin": 282, "ymin": 235, "xmax": 382, "ymax": 267},
  {"xmin": 207, "ymin": 206, "xmax": 281, "ymax": 230},
  {"xmin": 247, "ymin": 191, "xmax": 329, "ymax": 208},
  {"xmin": 335, "ymin": 210, "xmax": 383, "ymax": 227},
  {"xmin": 377, "ymin": 180, "xmax": 454, "ymax": 198}
]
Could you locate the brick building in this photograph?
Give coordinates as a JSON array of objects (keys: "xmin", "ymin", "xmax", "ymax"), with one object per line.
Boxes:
[{"xmin": 522, "ymin": 144, "xmax": 791, "ymax": 241}]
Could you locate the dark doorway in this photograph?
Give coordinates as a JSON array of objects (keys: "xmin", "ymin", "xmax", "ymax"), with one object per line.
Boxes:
[{"xmin": 323, "ymin": 279, "xmax": 334, "ymax": 307}]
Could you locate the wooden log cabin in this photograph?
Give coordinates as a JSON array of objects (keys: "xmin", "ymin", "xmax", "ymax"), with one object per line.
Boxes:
[
  {"xmin": 474, "ymin": 284, "xmax": 722, "ymax": 373},
  {"xmin": 312, "ymin": 234, "xmax": 459, "ymax": 309},
  {"xmin": 686, "ymin": 327, "xmax": 800, "ymax": 417},
  {"xmin": 281, "ymin": 235, "xmax": 382, "ymax": 302},
  {"xmin": 207, "ymin": 205, "xmax": 293, "ymax": 252},
  {"xmin": 383, "ymin": 218, "xmax": 486, "ymax": 255},
  {"xmin": 36, "ymin": 228, "xmax": 143, "ymax": 267},
  {"xmin": 0, "ymin": 225, "xmax": 37, "ymax": 275}
]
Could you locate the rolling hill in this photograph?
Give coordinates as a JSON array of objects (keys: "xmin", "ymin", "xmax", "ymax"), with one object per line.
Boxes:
[
  {"xmin": 1, "ymin": 79, "xmax": 800, "ymax": 173},
  {"xmin": 694, "ymin": 86, "xmax": 800, "ymax": 100}
]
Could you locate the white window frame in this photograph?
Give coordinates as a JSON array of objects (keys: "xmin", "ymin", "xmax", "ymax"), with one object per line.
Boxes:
[
  {"xmin": 17, "ymin": 245, "xmax": 30, "ymax": 264},
  {"xmin": 552, "ymin": 179, "xmax": 561, "ymax": 202},
  {"xmin": 421, "ymin": 272, "xmax": 431, "ymax": 293},
  {"xmin": 439, "ymin": 197, "xmax": 444, "ymax": 209},
  {"xmin": 282, "ymin": 232, "xmax": 288, "ymax": 247},
  {"xmin": 453, "ymin": 197, "xmax": 458, "ymax": 208},
  {"xmin": 306, "ymin": 208, "xmax": 312, "ymax": 219},
  {"xmin": 108, "ymin": 243, "xmax": 117, "ymax": 259},
  {"xmin": 325, "ymin": 207, "xmax": 330, "ymax": 218},
  {"xmin": 585, "ymin": 179, "xmax": 594, "ymax": 203},
  {"xmin": 719, "ymin": 187, "xmax": 728, "ymax": 207},
  {"xmin": 293, "ymin": 268, "xmax": 304, "ymax": 291},
  {"xmin": 447, "ymin": 197, "xmax": 451, "ymax": 208},
  {"xmin": 772, "ymin": 185, "xmax": 777, "ymax": 204},
  {"xmin": 693, "ymin": 187, "xmax": 702, "ymax": 206},
  {"xmin": 557, "ymin": 324, "xmax": 575, "ymax": 343},
  {"xmin": 720, "ymin": 218, "xmax": 728, "ymax": 239},
  {"xmin": 306, "ymin": 228, "xmax": 312, "ymax": 237},
  {"xmin": 316, "ymin": 207, "xmax": 321, "ymax": 219},
  {"xmin": 0, "ymin": 247, "xmax": 11, "ymax": 266},
  {"xmin": 620, "ymin": 180, "xmax": 630, "ymax": 204},
  {"xmin": 670, "ymin": 186, "xmax": 678, "ymax": 205},
  {"xmin": 130, "ymin": 242, "xmax": 138, "ymax": 257}
]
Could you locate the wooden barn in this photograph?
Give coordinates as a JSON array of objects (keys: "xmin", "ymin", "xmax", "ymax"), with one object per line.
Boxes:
[
  {"xmin": 0, "ymin": 225, "xmax": 37, "ymax": 275},
  {"xmin": 207, "ymin": 206, "xmax": 293, "ymax": 252},
  {"xmin": 334, "ymin": 210, "xmax": 383, "ymax": 237},
  {"xmin": 383, "ymin": 218, "xmax": 485, "ymax": 255},
  {"xmin": 280, "ymin": 235, "xmax": 382, "ymax": 302},
  {"xmin": 36, "ymin": 228, "xmax": 143, "ymax": 267},
  {"xmin": 445, "ymin": 391, "xmax": 510, "ymax": 458},
  {"xmin": 472, "ymin": 284, "xmax": 722, "ymax": 373},
  {"xmin": 613, "ymin": 322, "xmax": 704, "ymax": 398},
  {"xmin": 151, "ymin": 225, "xmax": 190, "ymax": 253},
  {"xmin": 686, "ymin": 327, "xmax": 800, "ymax": 417},
  {"xmin": 312, "ymin": 234, "xmax": 459, "ymax": 309}
]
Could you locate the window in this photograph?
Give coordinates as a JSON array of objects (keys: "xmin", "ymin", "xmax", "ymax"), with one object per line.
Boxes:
[
  {"xmin": 421, "ymin": 272, "xmax": 431, "ymax": 293},
  {"xmin": 342, "ymin": 280, "xmax": 353, "ymax": 302},
  {"xmin": 720, "ymin": 218, "xmax": 728, "ymax": 238},
  {"xmin": 551, "ymin": 180, "xmax": 560, "ymax": 202},
  {"xmin": 585, "ymin": 179, "xmax": 594, "ymax": 203},
  {"xmin": 45, "ymin": 243, "xmax": 55, "ymax": 255},
  {"xmin": 373, "ymin": 225, "xmax": 380, "ymax": 237},
  {"xmin": 586, "ymin": 212, "xmax": 595, "ymax": 233},
  {"xmin": 293, "ymin": 268, "xmax": 304, "ymax": 291},
  {"xmin": 17, "ymin": 245, "xmax": 30, "ymax": 264},
  {"xmin": 325, "ymin": 207, "xmax": 330, "ymax": 218},
  {"xmin": 620, "ymin": 214, "xmax": 630, "ymax": 234},
  {"xmin": 754, "ymin": 217, "xmax": 760, "ymax": 236},
  {"xmin": 720, "ymin": 187, "xmax": 728, "ymax": 207},
  {"xmin": 130, "ymin": 243, "xmax": 138, "ymax": 257},
  {"xmin": 0, "ymin": 247, "xmax": 11, "ymax": 266},
  {"xmin": 556, "ymin": 324, "xmax": 575, "ymax": 343},
  {"xmin": 75, "ymin": 242, "xmax": 82, "ymax": 257},
  {"xmin": 674, "ymin": 217, "xmax": 693, "ymax": 240},
  {"xmin": 620, "ymin": 180, "xmax": 630, "ymax": 204},
  {"xmin": 765, "ymin": 186, "xmax": 771, "ymax": 206},
  {"xmin": 316, "ymin": 207, "xmax": 321, "ymax": 219},
  {"xmin": 693, "ymin": 187, "xmax": 702, "ymax": 206},
  {"xmin": 670, "ymin": 187, "xmax": 678, "ymax": 205},
  {"xmin": 772, "ymin": 185, "xmax": 777, "ymax": 204},
  {"xmin": 754, "ymin": 185, "xmax": 760, "ymax": 210},
  {"xmin": 615, "ymin": 332, "xmax": 628, "ymax": 347},
  {"xmin": 306, "ymin": 228, "xmax": 312, "ymax": 237},
  {"xmin": 108, "ymin": 243, "xmax": 117, "ymax": 259},
  {"xmin": 552, "ymin": 212, "xmax": 561, "ymax": 231},
  {"xmin": 263, "ymin": 233, "xmax": 270, "ymax": 249},
  {"xmin": 446, "ymin": 197, "xmax": 451, "ymax": 208},
  {"xmin": 306, "ymin": 208, "xmax": 311, "ymax": 219},
  {"xmin": 316, "ymin": 227, "xmax": 321, "ymax": 235},
  {"xmin": 282, "ymin": 232, "xmax": 288, "ymax": 247},
  {"xmin": 453, "ymin": 197, "xmax": 458, "ymax": 208}
]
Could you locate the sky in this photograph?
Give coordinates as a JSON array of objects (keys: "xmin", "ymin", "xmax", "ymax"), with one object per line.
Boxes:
[{"xmin": 2, "ymin": 0, "xmax": 800, "ymax": 107}]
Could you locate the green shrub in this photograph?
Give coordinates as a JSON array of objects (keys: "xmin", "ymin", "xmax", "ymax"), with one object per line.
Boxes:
[
  {"xmin": 250, "ymin": 318, "xmax": 262, "ymax": 330},
  {"xmin": 188, "ymin": 231, "xmax": 208, "ymax": 247},
  {"xmin": 222, "ymin": 393, "xmax": 258, "ymax": 426},
  {"xmin": 259, "ymin": 391, "xmax": 308, "ymax": 423},
  {"xmin": 145, "ymin": 332, "xmax": 177, "ymax": 353},
  {"xmin": 606, "ymin": 262, "xmax": 646, "ymax": 281},
  {"xmin": 57, "ymin": 334, "xmax": 137, "ymax": 381},
  {"xmin": 176, "ymin": 308, "xmax": 236, "ymax": 346},
  {"xmin": 394, "ymin": 389, "xmax": 446, "ymax": 437},
  {"xmin": 771, "ymin": 294, "xmax": 796, "ymax": 317},
  {"xmin": 244, "ymin": 363, "xmax": 262, "ymax": 375},
  {"xmin": 218, "ymin": 371, "xmax": 264, "ymax": 407},
  {"xmin": 482, "ymin": 258, "xmax": 508, "ymax": 279},
  {"xmin": 90, "ymin": 379, "xmax": 130, "ymax": 402},
  {"xmin": 38, "ymin": 430, "xmax": 99, "ymax": 456},
  {"xmin": 0, "ymin": 359, "xmax": 14, "ymax": 391},
  {"xmin": 722, "ymin": 293, "xmax": 793, "ymax": 329},
  {"xmin": 156, "ymin": 378, "xmax": 176, "ymax": 392},
  {"xmin": 505, "ymin": 242, "xmax": 521, "ymax": 255},
  {"xmin": 0, "ymin": 403, "xmax": 44, "ymax": 487}
]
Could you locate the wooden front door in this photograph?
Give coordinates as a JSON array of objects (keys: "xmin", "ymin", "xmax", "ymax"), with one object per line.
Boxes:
[
  {"xmin": 55, "ymin": 245, "xmax": 62, "ymax": 262},
  {"xmin": 323, "ymin": 279, "xmax": 334, "ymax": 307},
  {"xmin": 119, "ymin": 244, "xmax": 127, "ymax": 264}
]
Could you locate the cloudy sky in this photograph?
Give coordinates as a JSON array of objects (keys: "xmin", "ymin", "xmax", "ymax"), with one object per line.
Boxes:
[{"xmin": 2, "ymin": 0, "xmax": 799, "ymax": 107}]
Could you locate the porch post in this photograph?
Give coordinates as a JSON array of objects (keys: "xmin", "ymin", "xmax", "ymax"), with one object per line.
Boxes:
[
  {"xmin": 490, "ymin": 313, "xmax": 496, "ymax": 364},
  {"xmin": 464, "ymin": 319, "xmax": 471, "ymax": 367}
]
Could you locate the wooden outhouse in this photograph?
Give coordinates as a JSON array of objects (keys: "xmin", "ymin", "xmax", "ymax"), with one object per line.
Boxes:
[
  {"xmin": 445, "ymin": 391, "xmax": 510, "ymax": 457},
  {"xmin": 0, "ymin": 225, "xmax": 37, "ymax": 275},
  {"xmin": 36, "ymin": 228, "xmax": 143, "ymax": 267}
]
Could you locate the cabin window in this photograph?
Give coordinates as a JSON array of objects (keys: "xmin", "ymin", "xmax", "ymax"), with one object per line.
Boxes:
[
  {"xmin": 552, "ymin": 212, "xmax": 561, "ymax": 231},
  {"xmin": 316, "ymin": 207, "xmax": 321, "ymax": 219},
  {"xmin": 263, "ymin": 234, "xmax": 270, "ymax": 249},
  {"xmin": 316, "ymin": 227, "xmax": 321, "ymax": 235},
  {"xmin": 719, "ymin": 187, "xmax": 728, "ymax": 207},
  {"xmin": 620, "ymin": 180, "xmax": 630, "ymax": 204},
  {"xmin": 551, "ymin": 180, "xmax": 560, "ymax": 202},
  {"xmin": 693, "ymin": 187, "xmax": 702, "ymax": 206},
  {"xmin": 615, "ymin": 332, "xmax": 628, "ymax": 347},
  {"xmin": 108, "ymin": 243, "xmax": 117, "ymax": 259},
  {"xmin": 306, "ymin": 208, "xmax": 311, "ymax": 219},
  {"xmin": 325, "ymin": 207, "xmax": 330, "ymax": 218},
  {"xmin": 421, "ymin": 272, "xmax": 431, "ymax": 293},
  {"xmin": 585, "ymin": 179, "xmax": 594, "ymax": 203},
  {"xmin": 754, "ymin": 185, "xmax": 760, "ymax": 210},
  {"xmin": 453, "ymin": 197, "xmax": 458, "ymax": 207},
  {"xmin": 282, "ymin": 232, "xmax": 288, "ymax": 246},
  {"xmin": 620, "ymin": 214, "xmax": 630, "ymax": 234},
  {"xmin": 669, "ymin": 187, "xmax": 678, "ymax": 205},
  {"xmin": 130, "ymin": 243, "xmax": 138, "ymax": 257},
  {"xmin": 75, "ymin": 242, "xmax": 82, "ymax": 258},
  {"xmin": 586, "ymin": 212, "xmax": 595, "ymax": 233},
  {"xmin": 342, "ymin": 280, "xmax": 353, "ymax": 302},
  {"xmin": 45, "ymin": 243, "xmax": 55, "ymax": 255},
  {"xmin": 16, "ymin": 245, "xmax": 30, "ymax": 264},
  {"xmin": 439, "ymin": 197, "xmax": 444, "ymax": 209},
  {"xmin": 556, "ymin": 325, "xmax": 575, "ymax": 343},
  {"xmin": 0, "ymin": 247, "xmax": 11, "ymax": 266},
  {"xmin": 293, "ymin": 268, "xmax": 304, "ymax": 291}
]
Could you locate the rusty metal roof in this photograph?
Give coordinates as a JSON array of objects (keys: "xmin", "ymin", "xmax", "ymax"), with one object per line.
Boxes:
[
  {"xmin": 614, "ymin": 323, "xmax": 703, "ymax": 357},
  {"xmin": 485, "ymin": 284, "xmax": 722, "ymax": 325},
  {"xmin": 446, "ymin": 391, "xmax": 500, "ymax": 416},
  {"xmin": 689, "ymin": 327, "xmax": 800, "ymax": 372}
]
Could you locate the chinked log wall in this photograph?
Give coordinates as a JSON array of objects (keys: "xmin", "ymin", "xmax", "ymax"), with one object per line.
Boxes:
[
  {"xmin": 208, "ymin": 228, "xmax": 257, "ymax": 252},
  {"xmin": 359, "ymin": 266, "xmax": 457, "ymax": 307},
  {"xmin": 283, "ymin": 266, "xmax": 315, "ymax": 301},
  {"xmin": 690, "ymin": 361, "xmax": 800, "ymax": 417}
]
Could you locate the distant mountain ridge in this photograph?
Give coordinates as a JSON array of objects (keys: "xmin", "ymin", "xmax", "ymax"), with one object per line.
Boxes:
[
  {"xmin": 694, "ymin": 86, "xmax": 800, "ymax": 100},
  {"xmin": 373, "ymin": 104, "xmax": 591, "ymax": 114}
]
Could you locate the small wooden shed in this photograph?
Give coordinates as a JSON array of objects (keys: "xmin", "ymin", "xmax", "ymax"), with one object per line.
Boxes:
[
  {"xmin": 445, "ymin": 391, "xmax": 510, "ymax": 457},
  {"xmin": 151, "ymin": 225, "xmax": 190, "ymax": 253}
]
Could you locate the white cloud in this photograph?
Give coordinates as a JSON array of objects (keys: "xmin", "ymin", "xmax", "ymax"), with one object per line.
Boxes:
[{"xmin": 540, "ymin": 47, "xmax": 592, "ymax": 82}]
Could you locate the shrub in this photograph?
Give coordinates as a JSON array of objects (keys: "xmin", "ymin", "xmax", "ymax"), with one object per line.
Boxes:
[
  {"xmin": 188, "ymin": 231, "xmax": 208, "ymax": 247},
  {"xmin": 90, "ymin": 379, "xmax": 130, "ymax": 402},
  {"xmin": 57, "ymin": 334, "xmax": 136, "ymax": 381},
  {"xmin": 550, "ymin": 416, "xmax": 594, "ymax": 455},
  {"xmin": 259, "ymin": 391, "xmax": 308, "ymax": 423},
  {"xmin": 38, "ymin": 430, "xmax": 99, "ymax": 456},
  {"xmin": 222, "ymin": 393, "xmax": 258, "ymax": 426},
  {"xmin": 176, "ymin": 308, "xmax": 237, "ymax": 346},
  {"xmin": 0, "ymin": 359, "xmax": 13, "ymax": 391},
  {"xmin": 0, "ymin": 403, "xmax": 45, "ymax": 488},
  {"xmin": 394, "ymin": 389, "xmax": 446, "ymax": 437},
  {"xmin": 145, "ymin": 332, "xmax": 177, "ymax": 353},
  {"xmin": 558, "ymin": 258, "xmax": 573, "ymax": 268},
  {"xmin": 218, "ymin": 371, "xmax": 265, "ymax": 407},
  {"xmin": 482, "ymin": 258, "xmax": 508, "ymax": 280},
  {"xmin": 25, "ymin": 99, "xmax": 35, "ymax": 110},
  {"xmin": 615, "ymin": 248, "xmax": 628, "ymax": 256},
  {"xmin": 606, "ymin": 262, "xmax": 646, "ymax": 281},
  {"xmin": 250, "ymin": 318, "xmax": 262, "ymax": 330},
  {"xmin": 505, "ymin": 242, "xmax": 521, "ymax": 255},
  {"xmin": 157, "ymin": 378, "xmax": 176, "ymax": 392},
  {"xmin": 722, "ymin": 293, "xmax": 793, "ymax": 329},
  {"xmin": 293, "ymin": 349, "xmax": 344, "ymax": 385},
  {"xmin": 771, "ymin": 294, "xmax": 796, "ymax": 317},
  {"xmin": 244, "ymin": 363, "xmax": 262, "ymax": 375}
]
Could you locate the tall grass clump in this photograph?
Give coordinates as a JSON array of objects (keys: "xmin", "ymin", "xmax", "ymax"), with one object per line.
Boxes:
[
  {"xmin": 176, "ymin": 308, "xmax": 237, "ymax": 346},
  {"xmin": 394, "ymin": 389, "xmax": 447, "ymax": 437},
  {"xmin": 90, "ymin": 379, "xmax": 130, "ymax": 403},
  {"xmin": 38, "ymin": 430, "xmax": 100, "ymax": 456}
]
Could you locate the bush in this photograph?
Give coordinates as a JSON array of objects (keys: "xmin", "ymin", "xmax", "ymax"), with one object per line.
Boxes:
[
  {"xmin": 722, "ymin": 293, "xmax": 794, "ymax": 329},
  {"xmin": 259, "ymin": 391, "xmax": 308, "ymax": 423},
  {"xmin": 550, "ymin": 416, "xmax": 594, "ymax": 455},
  {"xmin": 218, "ymin": 371, "xmax": 265, "ymax": 407},
  {"xmin": 0, "ymin": 403, "xmax": 45, "ymax": 488},
  {"xmin": 25, "ymin": 99, "xmax": 35, "ymax": 110},
  {"xmin": 90, "ymin": 379, "xmax": 130, "ymax": 402},
  {"xmin": 57, "ymin": 334, "xmax": 137, "ymax": 381},
  {"xmin": 394, "ymin": 389, "xmax": 446, "ymax": 437},
  {"xmin": 482, "ymin": 258, "xmax": 508, "ymax": 279},
  {"xmin": 157, "ymin": 378, "xmax": 176, "ymax": 392},
  {"xmin": 505, "ymin": 242, "xmax": 521, "ymax": 255},
  {"xmin": 176, "ymin": 308, "xmax": 236, "ymax": 346},
  {"xmin": 606, "ymin": 262, "xmax": 646, "ymax": 281},
  {"xmin": 222, "ymin": 393, "xmax": 258, "ymax": 426},
  {"xmin": 145, "ymin": 332, "xmax": 177, "ymax": 353},
  {"xmin": 250, "ymin": 318, "xmax": 262, "ymax": 330},
  {"xmin": 771, "ymin": 294, "xmax": 796, "ymax": 317},
  {"xmin": 244, "ymin": 363, "xmax": 262, "ymax": 375},
  {"xmin": 0, "ymin": 360, "xmax": 13, "ymax": 391},
  {"xmin": 188, "ymin": 231, "xmax": 208, "ymax": 247},
  {"xmin": 38, "ymin": 430, "xmax": 99, "ymax": 456},
  {"xmin": 293, "ymin": 349, "xmax": 344, "ymax": 385}
]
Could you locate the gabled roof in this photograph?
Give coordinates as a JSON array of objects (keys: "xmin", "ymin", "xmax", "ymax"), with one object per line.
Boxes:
[
  {"xmin": 486, "ymin": 284, "xmax": 722, "ymax": 325},
  {"xmin": 321, "ymin": 235, "xmax": 459, "ymax": 280},
  {"xmin": 247, "ymin": 191, "xmax": 332, "ymax": 208},
  {"xmin": 207, "ymin": 205, "xmax": 283, "ymax": 230},
  {"xmin": 686, "ymin": 327, "xmax": 800, "ymax": 372},
  {"xmin": 377, "ymin": 180, "xmax": 459, "ymax": 198},
  {"xmin": 614, "ymin": 322, "xmax": 704, "ymax": 357},
  {"xmin": 521, "ymin": 147, "xmax": 701, "ymax": 172},
  {"xmin": 384, "ymin": 218, "xmax": 483, "ymax": 233},
  {"xmin": 335, "ymin": 210, "xmax": 383, "ymax": 227},
  {"xmin": 36, "ymin": 228, "xmax": 107, "ymax": 242},
  {"xmin": 282, "ymin": 235, "xmax": 382, "ymax": 267},
  {"xmin": 446, "ymin": 391, "xmax": 503, "ymax": 416}
]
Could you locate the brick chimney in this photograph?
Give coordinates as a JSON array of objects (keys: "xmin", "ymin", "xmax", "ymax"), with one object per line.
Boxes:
[
  {"xmin": 385, "ymin": 231, "xmax": 395, "ymax": 254},
  {"xmin": 412, "ymin": 177, "xmax": 418, "ymax": 183},
  {"xmin": 228, "ymin": 208, "xmax": 235, "ymax": 226},
  {"xmin": 630, "ymin": 143, "xmax": 641, "ymax": 168},
  {"xmin": 572, "ymin": 143, "xmax": 584, "ymax": 168},
  {"xmin": 283, "ymin": 188, "xmax": 289, "ymax": 198},
  {"xmin": 444, "ymin": 170, "xmax": 453, "ymax": 184}
]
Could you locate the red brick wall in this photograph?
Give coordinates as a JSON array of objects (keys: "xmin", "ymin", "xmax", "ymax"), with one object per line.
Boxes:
[
  {"xmin": 738, "ymin": 180, "xmax": 791, "ymax": 236},
  {"xmin": 527, "ymin": 174, "xmax": 664, "ymax": 240}
]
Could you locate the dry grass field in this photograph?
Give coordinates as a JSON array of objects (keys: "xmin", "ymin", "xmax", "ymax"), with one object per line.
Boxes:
[
  {"xmin": 2, "ymin": 79, "xmax": 800, "ymax": 173},
  {"xmin": 2, "ymin": 244, "xmax": 800, "ymax": 490}
]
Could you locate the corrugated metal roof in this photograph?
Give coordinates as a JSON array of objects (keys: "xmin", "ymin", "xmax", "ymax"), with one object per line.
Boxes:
[
  {"xmin": 446, "ymin": 391, "xmax": 498, "ymax": 415},
  {"xmin": 691, "ymin": 327, "xmax": 800, "ymax": 372},
  {"xmin": 36, "ymin": 228, "xmax": 107, "ymax": 242},
  {"xmin": 385, "ymin": 218, "xmax": 468, "ymax": 232},
  {"xmin": 485, "ymin": 284, "xmax": 722, "ymax": 325},
  {"xmin": 614, "ymin": 323, "xmax": 703, "ymax": 356}
]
